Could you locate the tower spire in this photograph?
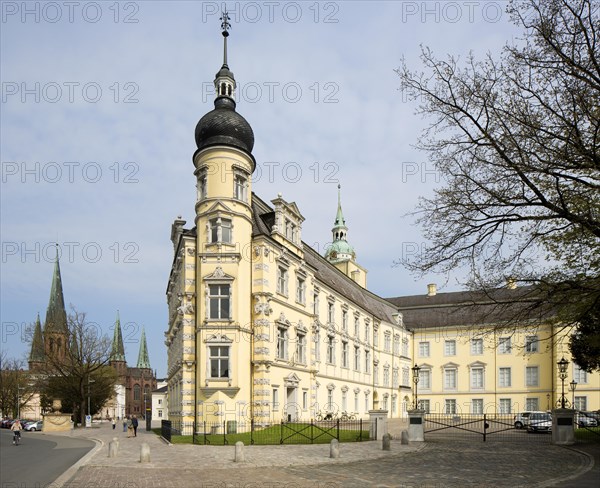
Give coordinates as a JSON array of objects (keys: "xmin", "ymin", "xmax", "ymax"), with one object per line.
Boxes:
[
  {"xmin": 136, "ymin": 326, "xmax": 151, "ymax": 369},
  {"xmin": 29, "ymin": 312, "xmax": 45, "ymax": 366},
  {"xmin": 221, "ymin": 10, "xmax": 231, "ymax": 67},
  {"xmin": 44, "ymin": 245, "xmax": 68, "ymax": 335},
  {"xmin": 110, "ymin": 311, "xmax": 126, "ymax": 362},
  {"xmin": 325, "ymin": 185, "xmax": 355, "ymax": 263}
]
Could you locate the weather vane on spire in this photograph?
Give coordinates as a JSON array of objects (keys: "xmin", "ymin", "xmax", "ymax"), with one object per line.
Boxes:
[{"xmin": 220, "ymin": 10, "xmax": 231, "ymax": 37}]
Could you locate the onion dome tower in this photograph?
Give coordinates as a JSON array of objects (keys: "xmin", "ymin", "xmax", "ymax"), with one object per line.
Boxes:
[{"xmin": 325, "ymin": 185, "xmax": 356, "ymax": 263}]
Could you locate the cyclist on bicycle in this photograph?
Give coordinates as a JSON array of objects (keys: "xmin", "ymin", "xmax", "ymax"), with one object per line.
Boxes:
[{"xmin": 11, "ymin": 419, "xmax": 22, "ymax": 444}]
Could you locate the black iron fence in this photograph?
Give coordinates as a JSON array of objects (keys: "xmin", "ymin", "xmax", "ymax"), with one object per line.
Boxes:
[
  {"xmin": 574, "ymin": 411, "xmax": 600, "ymax": 444},
  {"xmin": 161, "ymin": 418, "xmax": 373, "ymax": 445},
  {"xmin": 424, "ymin": 413, "xmax": 552, "ymax": 443}
]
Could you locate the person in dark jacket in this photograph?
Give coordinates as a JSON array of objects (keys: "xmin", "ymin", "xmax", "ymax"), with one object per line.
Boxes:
[{"xmin": 132, "ymin": 415, "xmax": 138, "ymax": 437}]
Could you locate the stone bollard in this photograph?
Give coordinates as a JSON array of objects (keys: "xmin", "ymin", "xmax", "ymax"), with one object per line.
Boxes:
[
  {"xmin": 113, "ymin": 437, "xmax": 120, "ymax": 450},
  {"xmin": 108, "ymin": 440, "xmax": 118, "ymax": 458},
  {"xmin": 330, "ymin": 439, "xmax": 340, "ymax": 459},
  {"xmin": 400, "ymin": 430, "xmax": 409, "ymax": 445},
  {"xmin": 234, "ymin": 441, "xmax": 245, "ymax": 462},
  {"xmin": 140, "ymin": 443, "xmax": 151, "ymax": 463},
  {"xmin": 382, "ymin": 433, "xmax": 391, "ymax": 451}
]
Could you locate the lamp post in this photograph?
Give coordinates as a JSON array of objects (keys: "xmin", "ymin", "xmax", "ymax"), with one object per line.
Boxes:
[
  {"xmin": 557, "ymin": 357, "xmax": 569, "ymax": 408},
  {"xmin": 546, "ymin": 393, "xmax": 550, "ymax": 411},
  {"xmin": 412, "ymin": 364, "xmax": 421, "ymax": 410},
  {"xmin": 87, "ymin": 377, "xmax": 96, "ymax": 425},
  {"xmin": 569, "ymin": 380, "xmax": 577, "ymax": 409},
  {"xmin": 16, "ymin": 384, "xmax": 25, "ymax": 419}
]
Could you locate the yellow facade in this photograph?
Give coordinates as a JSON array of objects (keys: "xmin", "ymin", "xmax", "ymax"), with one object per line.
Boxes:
[{"xmin": 411, "ymin": 322, "xmax": 600, "ymax": 414}]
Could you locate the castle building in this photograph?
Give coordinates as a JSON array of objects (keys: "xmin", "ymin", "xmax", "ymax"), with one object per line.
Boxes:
[
  {"xmin": 28, "ymin": 253, "xmax": 156, "ymax": 419},
  {"xmin": 165, "ymin": 19, "xmax": 411, "ymax": 426}
]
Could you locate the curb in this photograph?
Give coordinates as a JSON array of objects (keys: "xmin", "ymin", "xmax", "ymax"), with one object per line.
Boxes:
[
  {"xmin": 51, "ymin": 436, "xmax": 104, "ymax": 488},
  {"xmin": 533, "ymin": 445, "xmax": 595, "ymax": 488}
]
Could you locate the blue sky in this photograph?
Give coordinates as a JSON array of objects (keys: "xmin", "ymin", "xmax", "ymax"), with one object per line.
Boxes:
[{"xmin": 1, "ymin": 1, "xmax": 519, "ymax": 376}]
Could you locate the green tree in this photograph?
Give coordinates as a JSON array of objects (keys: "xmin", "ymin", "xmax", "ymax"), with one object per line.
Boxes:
[{"xmin": 395, "ymin": 0, "xmax": 599, "ymax": 369}]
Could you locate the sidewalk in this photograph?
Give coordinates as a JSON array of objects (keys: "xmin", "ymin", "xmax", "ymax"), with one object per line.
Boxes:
[{"xmin": 54, "ymin": 422, "xmax": 597, "ymax": 488}]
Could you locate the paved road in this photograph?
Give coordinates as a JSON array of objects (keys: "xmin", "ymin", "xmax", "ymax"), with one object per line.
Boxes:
[
  {"xmin": 54, "ymin": 423, "xmax": 598, "ymax": 488},
  {"xmin": 0, "ymin": 428, "xmax": 94, "ymax": 488}
]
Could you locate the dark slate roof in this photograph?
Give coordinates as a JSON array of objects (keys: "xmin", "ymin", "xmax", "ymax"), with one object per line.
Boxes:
[
  {"xmin": 386, "ymin": 287, "xmax": 554, "ymax": 330},
  {"xmin": 251, "ymin": 193, "xmax": 400, "ymax": 323},
  {"xmin": 153, "ymin": 385, "xmax": 168, "ymax": 393}
]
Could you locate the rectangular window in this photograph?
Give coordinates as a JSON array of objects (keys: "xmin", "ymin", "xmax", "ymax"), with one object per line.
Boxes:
[
  {"xmin": 499, "ymin": 337, "xmax": 512, "ymax": 354},
  {"xmin": 313, "ymin": 292, "xmax": 319, "ymax": 315},
  {"xmin": 272, "ymin": 388, "xmax": 279, "ymax": 410},
  {"xmin": 374, "ymin": 364, "xmax": 379, "ymax": 385},
  {"xmin": 302, "ymin": 391, "xmax": 308, "ymax": 410},
  {"xmin": 402, "ymin": 338, "xmax": 409, "ymax": 357},
  {"xmin": 419, "ymin": 341, "xmax": 430, "ymax": 357},
  {"xmin": 445, "ymin": 399, "xmax": 457, "ymax": 414},
  {"xmin": 384, "ymin": 333, "xmax": 391, "ymax": 353},
  {"xmin": 158, "ymin": 410, "xmax": 163, "ymax": 418},
  {"xmin": 499, "ymin": 398, "xmax": 512, "ymax": 414},
  {"xmin": 525, "ymin": 335, "xmax": 539, "ymax": 353},
  {"xmin": 209, "ymin": 284, "xmax": 230, "ymax": 320},
  {"xmin": 574, "ymin": 365, "xmax": 588, "ymax": 384},
  {"xmin": 394, "ymin": 335, "xmax": 400, "ymax": 355},
  {"xmin": 342, "ymin": 311, "xmax": 348, "ymax": 332},
  {"xmin": 327, "ymin": 336, "xmax": 335, "ymax": 364},
  {"xmin": 354, "ymin": 345, "xmax": 360, "ymax": 371},
  {"xmin": 418, "ymin": 399, "xmax": 430, "ymax": 413},
  {"xmin": 277, "ymin": 266, "xmax": 288, "ymax": 295},
  {"xmin": 234, "ymin": 174, "xmax": 247, "ymax": 201},
  {"xmin": 277, "ymin": 326, "xmax": 288, "ymax": 360},
  {"xmin": 328, "ymin": 302, "xmax": 335, "ymax": 324},
  {"xmin": 471, "ymin": 338, "xmax": 483, "ymax": 355},
  {"xmin": 471, "ymin": 368, "xmax": 484, "ymax": 389},
  {"xmin": 354, "ymin": 392, "xmax": 359, "ymax": 412},
  {"xmin": 499, "ymin": 367, "xmax": 512, "ymax": 387},
  {"xmin": 209, "ymin": 217, "xmax": 232, "ymax": 243},
  {"xmin": 296, "ymin": 332, "xmax": 306, "ymax": 364},
  {"xmin": 315, "ymin": 330, "xmax": 321, "ymax": 361},
  {"xmin": 365, "ymin": 349, "xmax": 371, "ymax": 373},
  {"xmin": 197, "ymin": 173, "xmax": 207, "ymax": 201},
  {"xmin": 420, "ymin": 369, "xmax": 431, "ymax": 389},
  {"xmin": 383, "ymin": 367, "xmax": 390, "ymax": 387},
  {"xmin": 158, "ymin": 399, "xmax": 162, "ymax": 405},
  {"xmin": 365, "ymin": 324, "xmax": 370, "ymax": 344},
  {"xmin": 392, "ymin": 368, "xmax": 399, "ymax": 388},
  {"xmin": 525, "ymin": 366, "xmax": 539, "ymax": 387},
  {"xmin": 444, "ymin": 340, "xmax": 456, "ymax": 356},
  {"xmin": 574, "ymin": 396, "xmax": 587, "ymax": 411},
  {"xmin": 472, "ymin": 399, "xmax": 484, "ymax": 414},
  {"xmin": 525, "ymin": 398, "xmax": 539, "ymax": 411},
  {"xmin": 354, "ymin": 317, "xmax": 360, "ymax": 337},
  {"xmin": 402, "ymin": 367, "xmax": 409, "ymax": 387},
  {"xmin": 342, "ymin": 390, "xmax": 347, "ymax": 410},
  {"xmin": 341, "ymin": 341, "xmax": 349, "ymax": 368},
  {"xmin": 327, "ymin": 389, "xmax": 333, "ymax": 410},
  {"xmin": 444, "ymin": 369, "xmax": 457, "ymax": 389},
  {"xmin": 373, "ymin": 329, "xmax": 379, "ymax": 347},
  {"xmin": 209, "ymin": 345, "xmax": 229, "ymax": 378},
  {"xmin": 295, "ymin": 277, "xmax": 305, "ymax": 304}
]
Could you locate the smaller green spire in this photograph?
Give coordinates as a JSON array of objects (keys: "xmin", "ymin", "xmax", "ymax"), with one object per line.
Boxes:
[
  {"xmin": 44, "ymin": 246, "xmax": 68, "ymax": 335},
  {"xmin": 29, "ymin": 313, "xmax": 45, "ymax": 363},
  {"xmin": 325, "ymin": 185, "xmax": 355, "ymax": 263},
  {"xmin": 110, "ymin": 311, "xmax": 126, "ymax": 362},
  {"xmin": 136, "ymin": 326, "xmax": 151, "ymax": 369}
]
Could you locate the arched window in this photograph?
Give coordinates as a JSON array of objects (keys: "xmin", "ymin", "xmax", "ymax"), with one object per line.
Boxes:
[{"xmin": 133, "ymin": 384, "xmax": 141, "ymax": 401}]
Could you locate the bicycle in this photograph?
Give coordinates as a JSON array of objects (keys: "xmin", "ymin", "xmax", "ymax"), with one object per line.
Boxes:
[
  {"xmin": 340, "ymin": 411, "xmax": 356, "ymax": 421},
  {"xmin": 12, "ymin": 431, "xmax": 21, "ymax": 446}
]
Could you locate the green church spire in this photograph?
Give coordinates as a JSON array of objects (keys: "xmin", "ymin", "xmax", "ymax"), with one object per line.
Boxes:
[
  {"xmin": 110, "ymin": 311, "xmax": 126, "ymax": 362},
  {"xmin": 29, "ymin": 313, "xmax": 45, "ymax": 363},
  {"xmin": 136, "ymin": 326, "xmax": 151, "ymax": 369},
  {"xmin": 325, "ymin": 185, "xmax": 355, "ymax": 263},
  {"xmin": 44, "ymin": 247, "xmax": 68, "ymax": 335}
]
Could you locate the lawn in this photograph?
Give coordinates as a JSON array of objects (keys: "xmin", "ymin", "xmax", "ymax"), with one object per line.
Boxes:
[
  {"xmin": 154, "ymin": 422, "xmax": 371, "ymax": 445},
  {"xmin": 574, "ymin": 426, "xmax": 600, "ymax": 443}
]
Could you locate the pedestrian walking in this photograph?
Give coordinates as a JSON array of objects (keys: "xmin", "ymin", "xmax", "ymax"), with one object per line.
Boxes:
[
  {"xmin": 122, "ymin": 417, "xmax": 127, "ymax": 433},
  {"xmin": 111, "ymin": 418, "xmax": 116, "ymax": 430},
  {"xmin": 132, "ymin": 415, "xmax": 138, "ymax": 437},
  {"xmin": 126, "ymin": 416, "xmax": 134, "ymax": 438}
]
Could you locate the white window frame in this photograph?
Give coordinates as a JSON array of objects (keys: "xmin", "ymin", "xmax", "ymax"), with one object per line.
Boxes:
[
  {"xmin": 471, "ymin": 338, "xmax": 483, "ymax": 355},
  {"xmin": 341, "ymin": 340, "xmax": 349, "ymax": 368},
  {"xmin": 419, "ymin": 341, "xmax": 430, "ymax": 357},
  {"xmin": 444, "ymin": 340, "xmax": 456, "ymax": 356},
  {"xmin": 525, "ymin": 335, "xmax": 539, "ymax": 353},
  {"xmin": 326, "ymin": 334, "xmax": 336, "ymax": 365},
  {"xmin": 444, "ymin": 368, "xmax": 457, "ymax": 390},
  {"xmin": 525, "ymin": 366, "xmax": 539, "ymax": 387},
  {"xmin": 208, "ymin": 283, "xmax": 231, "ymax": 320},
  {"xmin": 208, "ymin": 343, "xmax": 230, "ymax": 379},
  {"xmin": 233, "ymin": 171, "xmax": 248, "ymax": 202},
  {"xmin": 296, "ymin": 331, "xmax": 306, "ymax": 364},
  {"xmin": 296, "ymin": 275, "xmax": 306, "ymax": 305},
  {"xmin": 499, "ymin": 337, "xmax": 512, "ymax": 354},
  {"xmin": 353, "ymin": 345, "xmax": 360, "ymax": 372},
  {"xmin": 420, "ymin": 369, "xmax": 431, "ymax": 390},
  {"xmin": 499, "ymin": 398, "xmax": 512, "ymax": 414},
  {"xmin": 445, "ymin": 399, "xmax": 457, "ymax": 414},
  {"xmin": 471, "ymin": 399, "xmax": 484, "ymax": 414},
  {"xmin": 277, "ymin": 265, "xmax": 289, "ymax": 296},
  {"xmin": 471, "ymin": 367, "xmax": 484, "ymax": 389},
  {"xmin": 499, "ymin": 367, "xmax": 512, "ymax": 387}
]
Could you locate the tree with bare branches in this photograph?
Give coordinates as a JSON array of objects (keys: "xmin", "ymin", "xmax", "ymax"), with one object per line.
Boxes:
[
  {"xmin": 395, "ymin": 0, "xmax": 599, "ymax": 369},
  {"xmin": 34, "ymin": 308, "xmax": 117, "ymax": 425},
  {"xmin": 0, "ymin": 352, "xmax": 36, "ymax": 418}
]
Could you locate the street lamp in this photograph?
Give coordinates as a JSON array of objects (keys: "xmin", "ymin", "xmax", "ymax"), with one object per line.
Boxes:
[
  {"xmin": 87, "ymin": 377, "xmax": 96, "ymax": 425},
  {"xmin": 569, "ymin": 380, "xmax": 577, "ymax": 409},
  {"xmin": 412, "ymin": 364, "xmax": 421, "ymax": 410},
  {"xmin": 557, "ymin": 357, "xmax": 569, "ymax": 408},
  {"xmin": 546, "ymin": 393, "xmax": 550, "ymax": 411}
]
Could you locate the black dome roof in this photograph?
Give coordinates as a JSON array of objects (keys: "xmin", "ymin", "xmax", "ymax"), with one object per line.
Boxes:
[{"xmin": 194, "ymin": 97, "xmax": 254, "ymax": 154}]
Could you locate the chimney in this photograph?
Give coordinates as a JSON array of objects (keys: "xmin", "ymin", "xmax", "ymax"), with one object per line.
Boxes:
[
  {"xmin": 170, "ymin": 216, "xmax": 186, "ymax": 254},
  {"xmin": 427, "ymin": 283, "xmax": 437, "ymax": 297}
]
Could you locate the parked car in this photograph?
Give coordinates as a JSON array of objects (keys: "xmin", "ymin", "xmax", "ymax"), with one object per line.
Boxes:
[
  {"xmin": 24, "ymin": 420, "xmax": 43, "ymax": 431},
  {"xmin": 527, "ymin": 412, "xmax": 552, "ymax": 433},
  {"xmin": 576, "ymin": 412, "xmax": 598, "ymax": 428},
  {"xmin": 514, "ymin": 412, "xmax": 533, "ymax": 429}
]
